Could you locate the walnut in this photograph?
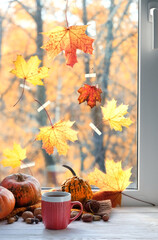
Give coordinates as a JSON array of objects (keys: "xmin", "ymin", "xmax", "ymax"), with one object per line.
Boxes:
[
  {"xmin": 34, "ymin": 208, "xmax": 41, "ymax": 217},
  {"xmin": 22, "ymin": 211, "xmax": 34, "ymax": 221},
  {"xmin": 84, "ymin": 200, "xmax": 100, "ymax": 213}
]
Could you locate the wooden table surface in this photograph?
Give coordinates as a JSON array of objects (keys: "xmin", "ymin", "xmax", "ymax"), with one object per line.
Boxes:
[{"xmin": 0, "ymin": 207, "xmax": 158, "ymax": 240}]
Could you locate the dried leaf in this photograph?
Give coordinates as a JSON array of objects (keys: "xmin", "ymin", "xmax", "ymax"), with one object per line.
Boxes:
[
  {"xmin": 36, "ymin": 120, "xmax": 78, "ymax": 155},
  {"xmin": 10, "ymin": 55, "xmax": 49, "ymax": 85},
  {"xmin": 92, "ymin": 191, "xmax": 122, "ymax": 208},
  {"xmin": 1, "ymin": 143, "xmax": 26, "ymax": 168},
  {"xmin": 88, "ymin": 159, "xmax": 132, "ymax": 207},
  {"xmin": 0, "ymin": 201, "xmax": 41, "ymax": 221},
  {"xmin": 101, "ymin": 99, "xmax": 133, "ymax": 131},
  {"xmin": 42, "ymin": 25, "xmax": 94, "ymax": 67},
  {"xmin": 78, "ymin": 84, "xmax": 102, "ymax": 108}
]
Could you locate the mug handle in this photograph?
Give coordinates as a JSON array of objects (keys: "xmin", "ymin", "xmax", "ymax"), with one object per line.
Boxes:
[{"xmin": 69, "ymin": 201, "xmax": 83, "ymax": 224}]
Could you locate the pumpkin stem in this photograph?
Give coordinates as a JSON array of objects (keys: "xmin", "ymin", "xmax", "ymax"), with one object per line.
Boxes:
[
  {"xmin": 62, "ymin": 165, "xmax": 76, "ymax": 176},
  {"xmin": 16, "ymin": 173, "xmax": 25, "ymax": 182}
]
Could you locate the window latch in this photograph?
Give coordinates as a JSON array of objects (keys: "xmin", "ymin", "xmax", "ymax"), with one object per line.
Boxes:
[{"xmin": 148, "ymin": 1, "xmax": 158, "ymax": 49}]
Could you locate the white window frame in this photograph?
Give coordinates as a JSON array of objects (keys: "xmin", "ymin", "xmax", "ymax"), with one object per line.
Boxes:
[{"xmin": 122, "ymin": 0, "xmax": 158, "ymax": 206}]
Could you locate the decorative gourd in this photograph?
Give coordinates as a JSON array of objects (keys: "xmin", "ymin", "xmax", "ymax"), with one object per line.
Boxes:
[
  {"xmin": 0, "ymin": 173, "xmax": 41, "ymax": 207},
  {"xmin": 0, "ymin": 186, "xmax": 15, "ymax": 219},
  {"xmin": 61, "ymin": 165, "xmax": 93, "ymax": 203}
]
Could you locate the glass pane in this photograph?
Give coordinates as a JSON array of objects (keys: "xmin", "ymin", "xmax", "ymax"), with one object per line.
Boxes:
[{"xmin": 0, "ymin": 0, "xmax": 138, "ymax": 188}]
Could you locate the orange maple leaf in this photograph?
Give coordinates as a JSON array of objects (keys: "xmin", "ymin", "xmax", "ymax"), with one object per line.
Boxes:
[
  {"xmin": 42, "ymin": 25, "xmax": 94, "ymax": 67},
  {"xmin": 87, "ymin": 159, "xmax": 132, "ymax": 207},
  {"xmin": 36, "ymin": 120, "xmax": 78, "ymax": 155},
  {"xmin": 78, "ymin": 84, "xmax": 102, "ymax": 108}
]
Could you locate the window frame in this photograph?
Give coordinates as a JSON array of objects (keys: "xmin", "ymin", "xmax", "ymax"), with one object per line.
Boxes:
[{"xmin": 122, "ymin": 0, "xmax": 158, "ymax": 206}]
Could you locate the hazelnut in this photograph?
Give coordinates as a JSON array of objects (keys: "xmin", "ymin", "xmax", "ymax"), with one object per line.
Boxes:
[
  {"xmin": 84, "ymin": 200, "xmax": 100, "ymax": 213},
  {"xmin": 22, "ymin": 211, "xmax": 34, "ymax": 221},
  {"xmin": 93, "ymin": 215, "xmax": 101, "ymax": 221},
  {"xmin": 25, "ymin": 218, "xmax": 35, "ymax": 224},
  {"xmin": 7, "ymin": 217, "xmax": 15, "ymax": 224},
  {"xmin": 14, "ymin": 215, "xmax": 19, "ymax": 222},
  {"xmin": 36, "ymin": 214, "xmax": 42, "ymax": 222},
  {"xmin": 34, "ymin": 208, "xmax": 41, "ymax": 217},
  {"xmin": 102, "ymin": 213, "xmax": 110, "ymax": 221},
  {"xmin": 34, "ymin": 218, "xmax": 39, "ymax": 224},
  {"xmin": 70, "ymin": 211, "xmax": 81, "ymax": 221},
  {"xmin": 82, "ymin": 213, "xmax": 93, "ymax": 222}
]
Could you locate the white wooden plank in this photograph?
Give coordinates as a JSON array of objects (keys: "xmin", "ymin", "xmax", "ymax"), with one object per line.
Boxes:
[{"xmin": 0, "ymin": 207, "xmax": 158, "ymax": 240}]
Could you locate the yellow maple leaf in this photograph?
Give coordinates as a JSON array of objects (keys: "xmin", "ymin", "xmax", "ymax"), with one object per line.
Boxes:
[
  {"xmin": 1, "ymin": 143, "xmax": 26, "ymax": 168},
  {"xmin": 10, "ymin": 55, "xmax": 49, "ymax": 85},
  {"xmin": 36, "ymin": 120, "xmax": 78, "ymax": 155},
  {"xmin": 88, "ymin": 159, "xmax": 132, "ymax": 207},
  {"xmin": 42, "ymin": 25, "xmax": 94, "ymax": 67},
  {"xmin": 101, "ymin": 99, "xmax": 133, "ymax": 131}
]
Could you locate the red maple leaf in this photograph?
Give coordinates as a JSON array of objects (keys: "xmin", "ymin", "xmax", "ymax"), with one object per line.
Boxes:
[{"xmin": 78, "ymin": 84, "xmax": 102, "ymax": 108}]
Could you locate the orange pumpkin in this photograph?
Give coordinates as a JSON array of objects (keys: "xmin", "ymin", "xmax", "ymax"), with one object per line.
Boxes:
[
  {"xmin": 0, "ymin": 186, "xmax": 15, "ymax": 219},
  {"xmin": 0, "ymin": 173, "xmax": 41, "ymax": 207}
]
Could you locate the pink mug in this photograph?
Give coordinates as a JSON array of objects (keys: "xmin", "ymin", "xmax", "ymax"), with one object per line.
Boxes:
[{"xmin": 42, "ymin": 191, "xmax": 83, "ymax": 230}]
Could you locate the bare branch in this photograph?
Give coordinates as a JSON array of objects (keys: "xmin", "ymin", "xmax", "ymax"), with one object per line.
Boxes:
[
  {"xmin": 96, "ymin": 0, "xmax": 124, "ymax": 42},
  {"xmin": 114, "ymin": 0, "xmax": 133, "ymax": 34},
  {"xmin": 113, "ymin": 31, "xmax": 137, "ymax": 51},
  {"xmin": 6, "ymin": 17, "xmax": 35, "ymax": 41},
  {"xmin": 110, "ymin": 79, "xmax": 136, "ymax": 97},
  {"xmin": 11, "ymin": 0, "xmax": 35, "ymax": 20}
]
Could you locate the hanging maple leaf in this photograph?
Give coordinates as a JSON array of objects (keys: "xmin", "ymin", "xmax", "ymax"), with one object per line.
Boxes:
[
  {"xmin": 10, "ymin": 55, "xmax": 49, "ymax": 86},
  {"xmin": 36, "ymin": 120, "xmax": 78, "ymax": 155},
  {"xmin": 10, "ymin": 55, "xmax": 49, "ymax": 106},
  {"xmin": 42, "ymin": 25, "xmax": 94, "ymax": 67},
  {"xmin": 87, "ymin": 159, "xmax": 132, "ymax": 207},
  {"xmin": 1, "ymin": 143, "xmax": 26, "ymax": 169},
  {"xmin": 101, "ymin": 99, "xmax": 133, "ymax": 131},
  {"xmin": 78, "ymin": 84, "xmax": 102, "ymax": 108}
]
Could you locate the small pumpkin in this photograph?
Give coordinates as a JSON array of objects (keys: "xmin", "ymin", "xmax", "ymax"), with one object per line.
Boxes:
[
  {"xmin": 0, "ymin": 173, "xmax": 41, "ymax": 207},
  {"xmin": 0, "ymin": 186, "xmax": 15, "ymax": 219},
  {"xmin": 61, "ymin": 165, "xmax": 93, "ymax": 203}
]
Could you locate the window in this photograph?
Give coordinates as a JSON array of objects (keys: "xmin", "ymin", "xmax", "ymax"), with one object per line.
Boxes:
[
  {"xmin": 123, "ymin": 0, "xmax": 158, "ymax": 206},
  {"xmin": 1, "ymin": 0, "xmax": 156, "ymax": 206}
]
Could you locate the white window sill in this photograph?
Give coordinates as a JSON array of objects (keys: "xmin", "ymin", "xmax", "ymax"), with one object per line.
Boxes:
[{"xmin": 0, "ymin": 206, "xmax": 158, "ymax": 239}]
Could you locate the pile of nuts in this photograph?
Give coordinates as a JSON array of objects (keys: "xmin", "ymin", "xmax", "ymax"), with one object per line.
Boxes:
[
  {"xmin": 82, "ymin": 213, "xmax": 109, "ymax": 222},
  {"xmin": 71, "ymin": 199, "xmax": 111, "ymax": 223},
  {"xmin": 7, "ymin": 208, "xmax": 42, "ymax": 224},
  {"xmin": 71, "ymin": 211, "xmax": 110, "ymax": 223},
  {"xmin": 7, "ymin": 200, "xmax": 111, "ymax": 224},
  {"xmin": 22, "ymin": 208, "xmax": 42, "ymax": 224}
]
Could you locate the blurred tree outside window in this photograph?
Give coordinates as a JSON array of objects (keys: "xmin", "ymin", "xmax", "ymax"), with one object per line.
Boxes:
[{"xmin": 0, "ymin": 0, "xmax": 138, "ymax": 188}]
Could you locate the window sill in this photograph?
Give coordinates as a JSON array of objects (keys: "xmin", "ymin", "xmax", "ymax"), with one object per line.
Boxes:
[{"xmin": 0, "ymin": 207, "xmax": 158, "ymax": 239}]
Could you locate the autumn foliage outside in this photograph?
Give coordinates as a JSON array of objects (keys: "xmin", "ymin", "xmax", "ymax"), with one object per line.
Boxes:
[{"xmin": 0, "ymin": 0, "xmax": 138, "ymax": 192}]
